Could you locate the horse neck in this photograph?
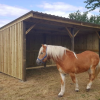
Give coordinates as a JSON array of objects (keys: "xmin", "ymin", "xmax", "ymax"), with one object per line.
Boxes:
[
  {"xmin": 49, "ymin": 50, "xmax": 76, "ymax": 64},
  {"xmin": 66, "ymin": 50, "xmax": 77, "ymax": 59}
]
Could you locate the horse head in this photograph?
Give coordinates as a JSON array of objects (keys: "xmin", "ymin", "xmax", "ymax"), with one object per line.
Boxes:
[{"xmin": 36, "ymin": 44, "xmax": 48, "ymax": 65}]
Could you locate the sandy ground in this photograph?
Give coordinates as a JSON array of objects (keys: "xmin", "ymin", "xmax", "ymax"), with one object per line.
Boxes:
[{"xmin": 0, "ymin": 66, "xmax": 100, "ymax": 100}]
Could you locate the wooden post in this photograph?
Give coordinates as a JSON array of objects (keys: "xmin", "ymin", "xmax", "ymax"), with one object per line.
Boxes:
[
  {"xmin": 99, "ymin": 32, "xmax": 100, "ymax": 57},
  {"xmin": 65, "ymin": 27, "xmax": 75, "ymax": 51},
  {"xmin": 43, "ymin": 34, "xmax": 46, "ymax": 68},
  {"xmin": 96, "ymin": 31, "xmax": 100, "ymax": 57},
  {"xmin": 71, "ymin": 28, "xmax": 74, "ymax": 51},
  {"xmin": 22, "ymin": 21, "xmax": 26, "ymax": 81}
]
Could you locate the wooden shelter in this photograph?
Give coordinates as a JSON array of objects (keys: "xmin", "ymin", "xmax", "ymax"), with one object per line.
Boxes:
[{"xmin": 0, "ymin": 11, "xmax": 100, "ymax": 81}]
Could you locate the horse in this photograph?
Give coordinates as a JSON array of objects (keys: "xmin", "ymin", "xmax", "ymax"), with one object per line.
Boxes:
[{"xmin": 36, "ymin": 44, "xmax": 100, "ymax": 97}]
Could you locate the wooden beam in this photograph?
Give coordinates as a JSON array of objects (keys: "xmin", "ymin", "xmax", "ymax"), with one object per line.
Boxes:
[
  {"xmin": 25, "ymin": 18, "xmax": 74, "ymax": 29},
  {"xmin": 33, "ymin": 15, "xmax": 100, "ymax": 29},
  {"xmin": 65, "ymin": 27, "xmax": 73, "ymax": 38},
  {"xmin": 27, "ymin": 25, "xmax": 67, "ymax": 33},
  {"xmin": 96, "ymin": 31, "xmax": 100, "ymax": 38},
  {"xmin": 74, "ymin": 30, "xmax": 80, "ymax": 37},
  {"xmin": 71, "ymin": 28, "xmax": 74, "ymax": 51},
  {"xmin": 26, "ymin": 24, "xmax": 35, "ymax": 34}
]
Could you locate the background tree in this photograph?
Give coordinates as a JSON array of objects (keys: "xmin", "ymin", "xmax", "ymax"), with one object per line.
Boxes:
[
  {"xmin": 69, "ymin": 10, "xmax": 100, "ymax": 24},
  {"xmin": 69, "ymin": 10, "xmax": 89, "ymax": 22},
  {"xmin": 84, "ymin": 0, "xmax": 100, "ymax": 11}
]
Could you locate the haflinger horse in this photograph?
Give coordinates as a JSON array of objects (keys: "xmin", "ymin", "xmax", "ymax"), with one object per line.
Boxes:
[{"xmin": 36, "ymin": 44, "xmax": 100, "ymax": 97}]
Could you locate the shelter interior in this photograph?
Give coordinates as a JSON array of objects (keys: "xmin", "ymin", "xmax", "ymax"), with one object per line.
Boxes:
[{"xmin": 24, "ymin": 17, "xmax": 99, "ymax": 68}]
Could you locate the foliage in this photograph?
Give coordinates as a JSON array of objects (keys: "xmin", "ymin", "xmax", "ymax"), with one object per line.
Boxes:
[
  {"xmin": 69, "ymin": 10, "xmax": 100, "ymax": 24},
  {"xmin": 84, "ymin": 0, "xmax": 100, "ymax": 11}
]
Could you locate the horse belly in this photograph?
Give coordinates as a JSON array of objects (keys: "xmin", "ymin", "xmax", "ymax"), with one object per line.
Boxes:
[{"xmin": 76, "ymin": 65, "xmax": 90, "ymax": 74}]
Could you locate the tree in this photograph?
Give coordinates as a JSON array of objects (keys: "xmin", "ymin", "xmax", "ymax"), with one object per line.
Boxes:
[
  {"xmin": 69, "ymin": 10, "xmax": 89, "ymax": 22},
  {"xmin": 69, "ymin": 10, "xmax": 100, "ymax": 24},
  {"xmin": 84, "ymin": 0, "xmax": 100, "ymax": 11}
]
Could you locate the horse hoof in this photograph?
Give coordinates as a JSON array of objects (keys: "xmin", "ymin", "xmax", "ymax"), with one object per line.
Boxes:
[
  {"xmin": 58, "ymin": 94, "xmax": 63, "ymax": 97},
  {"xmin": 58, "ymin": 95, "xmax": 63, "ymax": 97},
  {"xmin": 86, "ymin": 89, "xmax": 90, "ymax": 92},
  {"xmin": 75, "ymin": 90, "xmax": 79, "ymax": 92}
]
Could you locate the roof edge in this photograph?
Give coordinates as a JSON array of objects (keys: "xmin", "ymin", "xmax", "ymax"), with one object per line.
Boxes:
[{"xmin": 0, "ymin": 10, "xmax": 33, "ymax": 30}]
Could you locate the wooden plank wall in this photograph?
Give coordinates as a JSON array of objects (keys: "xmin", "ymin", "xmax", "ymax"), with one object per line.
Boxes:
[
  {"xmin": 75, "ymin": 33, "xmax": 99, "ymax": 53},
  {"xmin": 26, "ymin": 33, "xmax": 71, "ymax": 67},
  {"xmin": 0, "ymin": 21, "xmax": 24, "ymax": 80}
]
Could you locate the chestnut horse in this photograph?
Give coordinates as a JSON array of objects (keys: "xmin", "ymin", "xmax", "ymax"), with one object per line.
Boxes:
[{"xmin": 36, "ymin": 44, "xmax": 100, "ymax": 97}]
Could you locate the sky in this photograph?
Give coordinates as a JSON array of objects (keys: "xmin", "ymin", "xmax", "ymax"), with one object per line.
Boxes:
[{"xmin": 0, "ymin": 0, "xmax": 99, "ymax": 27}]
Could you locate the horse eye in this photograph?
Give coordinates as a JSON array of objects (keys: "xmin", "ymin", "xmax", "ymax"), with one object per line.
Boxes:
[{"xmin": 41, "ymin": 52, "xmax": 43, "ymax": 54}]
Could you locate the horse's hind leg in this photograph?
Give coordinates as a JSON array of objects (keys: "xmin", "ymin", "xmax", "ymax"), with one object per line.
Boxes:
[
  {"xmin": 70, "ymin": 73, "xmax": 79, "ymax": 92},
  {"xmin": 86, "ymin": 65, "xmax": 96, "ymax": 91}
]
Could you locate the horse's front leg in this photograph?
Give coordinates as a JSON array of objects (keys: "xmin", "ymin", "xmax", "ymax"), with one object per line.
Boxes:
[{"xmin": 58, "ymin": 73, "xmax": 66, "ymax": 97}]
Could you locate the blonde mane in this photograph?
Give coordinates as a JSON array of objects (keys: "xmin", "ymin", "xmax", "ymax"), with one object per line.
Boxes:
[{"xmin": 38, "ymin": 44, "xmax": 69, "ymax": 60}]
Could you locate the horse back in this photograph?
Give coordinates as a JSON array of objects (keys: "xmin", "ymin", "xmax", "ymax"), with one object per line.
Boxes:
[{"xmin": 75, "ymin": 51, "xmax": 99, "ymax": 73}]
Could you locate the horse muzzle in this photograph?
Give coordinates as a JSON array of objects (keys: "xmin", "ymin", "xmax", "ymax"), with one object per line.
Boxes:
[{"xmin": 36, "ymin": 59, "xmax": 43, "ymax": 65}]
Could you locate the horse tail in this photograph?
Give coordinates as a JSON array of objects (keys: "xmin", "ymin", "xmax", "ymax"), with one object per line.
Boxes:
[{"xmin": 95, "ymin": 60, "xmax": 100, "ymax": 78}]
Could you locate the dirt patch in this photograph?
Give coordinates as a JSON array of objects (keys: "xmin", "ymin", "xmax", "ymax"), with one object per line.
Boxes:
[{"xmin": 0, "ymin": 66, "xmax": 100, "ymax": 100}]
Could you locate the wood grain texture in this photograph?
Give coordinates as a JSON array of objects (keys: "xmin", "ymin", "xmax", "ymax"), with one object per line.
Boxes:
[{"xmin": 0, "ymin": 22, "xmax": 24, "ymax": 80}]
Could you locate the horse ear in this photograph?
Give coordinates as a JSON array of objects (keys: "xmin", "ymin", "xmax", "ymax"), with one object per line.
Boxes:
[
  {"xmin": 41, "ymin": 44, "xmax": 44, "ymax": 46},
  {"xmin": 42, "ymin": 44, "xmax": 46, "ymax": 50}
]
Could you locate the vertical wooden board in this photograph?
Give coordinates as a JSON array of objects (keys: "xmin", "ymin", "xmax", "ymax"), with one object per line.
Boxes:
[
  {"xmin": 17, "ymin": 22, "xmax": 20, "ymax": 78},
  {"xmin": 67, "ymin": 36, "xmax": 71, "ymax": 49},
  {"xmin": 79, "ymin": 35, "xmax": 82, "ymax": 49},
  {"xmin": 21, "ymin": 21, "xmax": 26, "ymax": 81},
  {"xmin": 13, "ymin": 25, "xmax": 16, "ymax": 77},
  {"xmin": 55, "ymin": 35, "xmax": 61, "ymax": 45},
  {"xmin": 51, "ymin": 35, "xmax": 55, "ymax": 45},
  {"xmin": 16, "ymin": 23, "xmax": 19, "ymax": 78},
  {"xmin": 0, "ymin": 32, "xmax": 1, "ymax": 71},
  {"xmin": 7, "ymin": 28, "xmax": 9, "ymax": 74},
  {"xmin": 18, "ymin": 22, "xmax": 22, "ymax": 79},
  {"xmin": 16, "ymin": 23, "xmax": 18, "ymax": 78},
  {"xmin": 77, "ymin": 35, "xmax": 81, "ymax": 50},
  {"xmin": 0, "ymin": 31, "xmax": 2, "ymax": 72},
  {"xmin": 75, "ymin": 36, "xmax": 79, "ymax": 50},
  {"xmin": 46, "ymin": 35, "xmax": 51, "ymax": 45},
  {"xmin": 3, "ymin": 30, "xmax": 5, "ymax": 72},
  {"xmin": 62, "ymin": 36, "xmax": 71, "ymax": 49},
  {"xmin": 92, "ymin": 33, "xmax": 99, "ymax": 51},
  {"xmin": 2, "ymin": 31, "xmax": 4, "ymax": 72},
  {"xmin": 7, "ymin": 28, "xmax": 10, "ymax": 75},
  {"xmin": 19, "ymin": 22, "xmax": 22, "ymax": 79},
  {"xmin": 74, "ymin": 36, "xmax": 78, "ymax": 50},
  {"xmin": 26, "ymin": 34, "xmax": 30, "ymax": 50},
  {"xmin": 4, "ymin": 29, "xmax": 7, "ymax": 73},
  {"xmin": 11, "ymin": 25, "xmax": 14, "ymax": 77},
  {"xmin": 83, "ymin": 35, "xmax": 87, "ymax": 50},
  {"xmin": 8, "ymin": 27, "xmax": 12, "ymax": 75},
  {"xmin": 5, "ymin": 28, "xmax": 8, "ymax": 74},
  {"xmin": 20, "ymin": 22, "xmax": 23, "ymax": 79},
  {"xmin": 16, "ymin": 23, "xmax": 20, "ymax": 78},
  {"xmin": 30, "ymin": 34, "xmax": 34, "ymax": 66},
  {"xmin": 0, "ymin": 31, "xmax": 3, "ymax": 72},
  {"xmin": 33, "ymin": 35, "xmax": 36, "ymax": 50},
  {"xmin": 20, "ymin": 22, "xmax": 22, "ymax": 79},
  {"xmin": 87, "ymin": 34, "xmax": 93, "ymax": 50}
]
